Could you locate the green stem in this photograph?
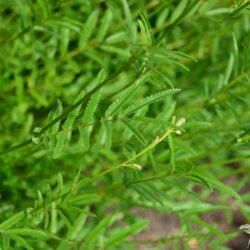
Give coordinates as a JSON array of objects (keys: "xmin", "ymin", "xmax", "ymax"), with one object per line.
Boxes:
[{"xmin": 77, "ymin": 128, "xmax": 174, "ymax": 190}]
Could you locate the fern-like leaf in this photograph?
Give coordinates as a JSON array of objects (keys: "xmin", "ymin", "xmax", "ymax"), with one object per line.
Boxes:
[
  {"xmin": 123, "ymin": 88, "xmax": 181, "ymax": 115},
  {"xmin": 79, "ymin": 89, "xmax": 102, "ymax": 149},
  {"xmin": 53, "ymin": 92, "xmax": 84, "ymax": 159},
  {"xmin": 105, "ymin": 72, "xmax": 151, "ymax": 117},
  {"xmin": 79, "ymin": 70, "xmax": 104, "ymax": 149}
]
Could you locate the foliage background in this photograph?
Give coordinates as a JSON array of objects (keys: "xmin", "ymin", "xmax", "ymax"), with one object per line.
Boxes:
[{"xmin": 0, "ymin": 0, "xmax": 250, "ymax": 249}]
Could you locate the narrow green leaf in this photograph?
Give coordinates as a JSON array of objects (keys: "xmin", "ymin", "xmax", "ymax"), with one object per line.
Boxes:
[
  {"xmin": 122, "ymin": 0, "xmax": 137, "ymax": 43},
  {"xmin": 192, "ymin": 172, "xmax": 241, "ymax": 200},
  {"xmin": 67, "ymin": 211, "xmax": 89, "ymax": 240},
  {"xmin": 105, "ymin": 220, "xmax": 148, "ymax": 247},
  {"xmin": 6, "ymin": 228, "xmax": 47, "ymax": 238},
  {"xmin": 37, "ymin": 0, "xmax": 50, "ymax": 18},
  {"xmin": 79, "ymin": 70, "xmax": 103, "ymax": 150},
  {"xmin": 100, "ymin": 44, "xmax": 131, "ymax": 58},
  {"xmin": 132, "ymin": 184, "xmax": 164, "ymax": 205},
  {"xmin": 121, "ymin": 118, "xmax": 146, "ymax": 145},
  {"xmin": 105, "ymin": 72, "xmax": 151, "ymax": 117},
  {"xmin": 53, "ymin": 92, "xmax": 84, "ymax": 158},
  {"xmin": 162, "ymin": 178, "xmax": 200, "ymax": 200},
  {"xmin": 190, "ymin": 215, "xmax": 225, "ymax": 237},
  {"xmin": 96, "ymin": 9, "xmax": 113, "ymax": 42},
  {"xmin": 49, "ymin": 99, "xmax": 63, "ymax": 151},
  {"xmin": 168, "ymin": 133, "xmax": 175, "ymax": 173},
  {"xmin": 138, "ymin": 11, "xmax": 154, "ymax": 45},
  {"xmin": 104, "ymin": 121, "xmax": 113, "ymax": 149},
  {"xmin": 156, "ymin": 8, "xmax": 169, "ymax": 28},
  {"xmin": 63, "ymin": 92, "xmax": 85, "ymax": 131},
  {"xmin": 45, "ymin": 185, "xmax": 52, "ymax": 204},
  {"xmin": 189, "ymin": 174, "xmax": 213, "ymax": 191},
  {"xmin": 56, "ymin": 173, "xmax": 64, "ymax": 196},
  {"xmin": 52, "ymin": 99, "xmax": 63, "ymax": 135},
  {"xmin": 0, "ymin": 212, "xmax": 25, "ymax": 230},
  {"xmin": 10, "ymin": 235, "xmax": 34, "ymax": 250},
  {"xmin": 131, "ymin": 115, "xmax": 166, "ymax": 125},
  {"xmin": 79, "ymin": 88, "xmax": 102, "ymax": 149},
  {"xmin": 162, "ymin": 101, "xmax": 176, "ymax": 121},
  {"xmin": 69, "ymin": 194, "xmax": 101, "ymax": 206},
  {"xmin": 123, "ymin": 89, "xmax": 181, "ymax": 115},
  {"xmin": 50, "ymin": 202, "xmax": 57, "ymax": 234},
  {"xmin": 79, "ymin": 10, "xmax": 99, "ymax": 46},
  {"xmin": 59, "ymin": 28, "xmax": 70, "ymax": 55},
  {"xmin": 44, "ymin": 211, "xmax": 50, "ymax": 230},
  {"xmin": 106, "ymin": 31, "xmax": 127, "ymax": 44},
  {"xmin": 63, "ymin": 206, "xmax": 96, "ymax": 217},
  {"xmin": 57, "ymin": 209, "xmax": 72, "ymax": 231},
  {"xmin": 170, "ymin": 0, "xmax": 188, "ymax": 23},
  {"xmin": 2, "ymin": 233, "xmax": 10, "ymax": 249},
  {"xmin": 84, "ymin": 214, "xmax": 116, "ymax": 244},
  {"xmin": 142, "ymin": 183, "xmax": 165, "ymax": 205},
  {"xmin": 48, "ymin": 17, "xmax": 84, "ymax": 33},
  {"xmin": 224, "ymin": 53, "xmax": 234, "ymax": 85}
]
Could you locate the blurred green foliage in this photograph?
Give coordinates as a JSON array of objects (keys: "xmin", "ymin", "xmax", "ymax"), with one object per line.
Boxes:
[{"xmin": 0, "ymin": 0, "xmax": 250, "ymax": 249}]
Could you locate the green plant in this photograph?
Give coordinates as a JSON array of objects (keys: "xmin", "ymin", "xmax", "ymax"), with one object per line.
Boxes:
[{"xmin": 0, "ymin": 0, "xmax": 250, "ymax": 249}]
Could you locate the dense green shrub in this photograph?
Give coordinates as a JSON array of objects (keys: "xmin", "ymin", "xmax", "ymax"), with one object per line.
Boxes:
[{"xmin": 0, "ymin": 0, "xmax": 250, "ymax": 249}]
